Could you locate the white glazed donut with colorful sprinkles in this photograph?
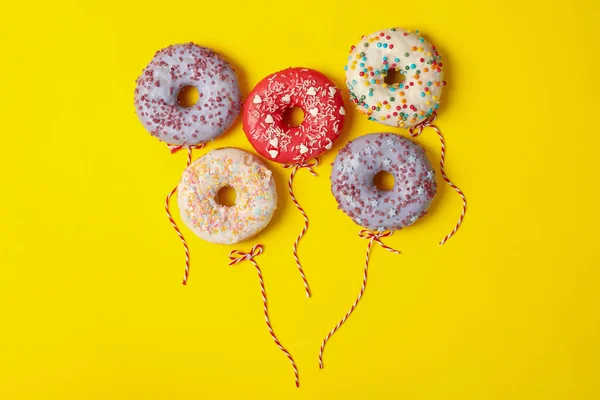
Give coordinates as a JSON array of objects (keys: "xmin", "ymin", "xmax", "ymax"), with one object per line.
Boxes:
[
  {"xmin": 134, "ymin": 43, "xmax": 241, "ymax": 146},
  {"xmin": 178, "ymin": 148, "xmax": 277, "ymax": 245},
  {"xmin": 345, "ymin": 28, "xmax": 445, "ymax": 128}
]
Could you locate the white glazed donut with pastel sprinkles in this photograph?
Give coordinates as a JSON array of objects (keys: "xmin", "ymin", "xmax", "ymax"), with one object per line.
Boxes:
[
  {"xmin": 345, "ymin": 28, "xmax": 445, "ymax": 128},
  {"xmin": 177, "ymin": 148, "xmax": 277, "ymax": 244}
]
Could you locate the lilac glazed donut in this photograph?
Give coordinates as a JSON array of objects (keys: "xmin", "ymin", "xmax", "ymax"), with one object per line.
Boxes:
[
  {"xmin": 330, "ymin": 133, "xmax": 436, "ymax": 231},
  {"xmin": 134, "ymin": 43, "xmax": 241, "ymax": 146}
]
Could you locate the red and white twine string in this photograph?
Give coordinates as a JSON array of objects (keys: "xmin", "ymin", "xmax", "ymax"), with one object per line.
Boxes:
[
  {"xmin": 167, "ymin": 143, "xmax": 205, "ymax": 156},
  {"xmin": 282, "ymin": 158, "xmax": 319, "ymax": 298},
  {"xmin": 164, "ymin": 144, "xmax": 205, "ymax": 285},
  {"xmin": 409, "ymin": 112, "xmax": 467, "ymax": 245},
  {"xmin": 318, "ymin": 230, "xmax": 400, "ymax": 369},
  {"xmin": 228, "ymin": 245, "xmax": 300, "ymax": 388}
]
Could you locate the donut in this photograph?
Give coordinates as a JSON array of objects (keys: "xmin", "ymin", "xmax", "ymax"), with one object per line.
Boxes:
[
  {"xmin": 178, "ymin": 148, "xmax": 277, "ymax": 244},
  {"xmin": 134, "ymin": 43, "xmax": 241, "ymax": 146},
  {"xmin": 344, "ymin": 28, "xmax": 445, "ymax": 128},
  {"xmin": 330, "ymin": 133, "xmax": 436, "ymax": 231},
  {"xmin": 243, "ymin": 67, "xmax": 345, "ymax": 164}
]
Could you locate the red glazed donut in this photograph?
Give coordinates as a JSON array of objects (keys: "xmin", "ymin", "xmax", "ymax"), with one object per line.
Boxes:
[{"xmin": 243, "ymin": 68, "xmax": 346, "ymax": 164}]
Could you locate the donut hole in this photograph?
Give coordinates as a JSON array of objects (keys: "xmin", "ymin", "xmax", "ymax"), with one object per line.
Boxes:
[
  {"xmin": 177, "ymin": 86, "xmax": 199, "ymax": 108},
  {"xmin": 216, "ymin": 186, "xmax": 237, "ymax": 207},
  {"xmin": 282, "ymin": 107, "xmax": 305, "ymax": 127},
  {"xmin": 384, "ymin": 69, "xmax": 405, "ymax": 87},
  {"xmin": 373, "ymin": 171, "xmax": 395, "ymax": 191}
]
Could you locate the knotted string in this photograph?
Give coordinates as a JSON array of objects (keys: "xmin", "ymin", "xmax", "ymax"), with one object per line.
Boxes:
[
  {"xmin": 282, "ymin": 157, "xmax": 319, "ymax": 298},
  {"xmin": 228, "ymin": 245, "xmax": 300, "ymax": 388},
  {"xmin": 164, "ymin": 143, "xmax": 206, "ymax": 285},
  {"xmin": 318, "ymin": 230, "xmax": 401, "ymax": 369},
  {"xmin": 409, "ymin": 112, "xmax": 467, "ymax": 244},
  {"xmin": 168, "ymin": 143, "xmax": 205, "ymax": 156}
]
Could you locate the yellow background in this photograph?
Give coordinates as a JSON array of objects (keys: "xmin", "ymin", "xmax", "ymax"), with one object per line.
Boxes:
[{"xmin": 1, "ymin": 1, "xmax": 599, "ymax": 399}]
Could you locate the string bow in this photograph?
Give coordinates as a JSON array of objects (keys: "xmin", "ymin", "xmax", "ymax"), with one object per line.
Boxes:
[
  {"xmin": 168, "ymin": 143, "xmax": 206, "ymax": 154},
  {"xmin": 358, "ymin": 230, "xmax": 401, "ymax": 254},
  {"xmin": 281, "ymin": 157, "xmax": 320, "ymax": 297},
  {"xmin": 283, "ymin": 157, "xmax": 319, "ymax": 176},
  {"xmin": 228, "ymin": 244, "xmax": 300, "ymax": 388},
  {"xmin": 318, "ymin": 230, "xmax": 400, "ymax": 369},
  {"xmin": 228, "ymin": 244, "xmax": 264, "ymax": 266},
  {"xmin": 408, "ymin": 110, "xmax": 439, "ymax": 137},
  {"xmin": 409, "ymin": 111, "xmax": 467, "ymax": 245}
]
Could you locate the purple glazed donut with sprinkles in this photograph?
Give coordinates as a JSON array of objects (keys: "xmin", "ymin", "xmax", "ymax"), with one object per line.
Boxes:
[
  {"xmin": 134, "ymin": 43, "xmax": 241, "ymax": 146},
  {"xmin": 330, "ymin": 133, "xmax": 436, "ymax": 232}
]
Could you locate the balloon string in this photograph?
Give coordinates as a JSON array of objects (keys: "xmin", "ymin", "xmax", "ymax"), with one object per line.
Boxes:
[
  {"xmin": 318, "ymin": 230, "xmax": 400, "ymax": 369},
  {"xmin": 409, "ymin": 113, "xmax": 467, "ymax": 244},
  {"xmin": 168, "ymin": 143, "xmax": 205, "ymax": 156},
  {"xmin": 282, "ymin": 158, "xmax": 319, "ymax": 298},
  {"xmin": 228, "ymin": 245, "xmax": 300, "ymax": 388},
  {"xmin": 164, "ymin": 144, "xmax": 205, "ymax": 285}
]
